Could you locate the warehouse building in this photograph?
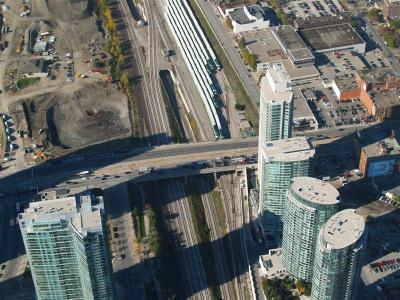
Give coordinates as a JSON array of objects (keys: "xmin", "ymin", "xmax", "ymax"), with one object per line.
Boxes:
[
  {"xmin": 242, "ymin": 28, "xmax": 319, "ymax": 82},
  {"xmin": 299, "ymin": 23, "xmax": 366, "ymax": 54},
  {"xmin": 271, "ymin": 25, "xmax": 315, "ymax": 67},
  {"xmin": 293, "ymin": 13, "xmax": 353, "ymax": 30}
]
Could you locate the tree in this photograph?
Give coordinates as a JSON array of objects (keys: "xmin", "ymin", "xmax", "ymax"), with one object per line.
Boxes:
[
  {"xmin": 249, "ymin": 54, "xmax": 257, "ymax": 71},
  {"xmin": 226, "ymin": 16, "xmax": 233, "ymax": 30},
  {"xmin": 270, "ymin": 0, "xmax": 281, "ymax": 9},
  {"xmin": 365, "ymin": 215, "xmax": 374, "ymax": 223},
  {"xmin": 120, "ymin": 72, "xmax": 130, "ymax": 92},
  {"xmin": 296, "ymin": 279, "xmax": 311, "ymax": 296},
  {"xmin": 389, "ymin": 18, "xmax": 400, "ymax": 29},
  {"xmin": 238, "ymin": 36, "xmax": 246, "ymax": 49},
  {"xmin": 235, "ymin": 103, "xmax": 246, "ymax": 111},
  {"xmin": 367, "ymin": 8, "xmax": 381, "ymax": 23}
]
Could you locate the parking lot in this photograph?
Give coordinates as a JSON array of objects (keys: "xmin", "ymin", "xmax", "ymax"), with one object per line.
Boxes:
[
  {"xmin": 362, "ymin": 213, "xmax": 400, "ymax": 286},
  {"xmin": 282, "ymin": 0, "xmax": 346, "ymax": 19},
  {"xmin": 297, "ymin": 81, "xmax": 374, "ymax": 128}
]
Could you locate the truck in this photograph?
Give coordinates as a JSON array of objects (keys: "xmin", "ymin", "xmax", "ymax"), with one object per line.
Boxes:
[
  {"xmin": 74, "ymin": 170, "xmax": 91, "ymax": 177},
  {"xmin": 139, "ymin": 167, "xmax": 153, "ymax": 175}
]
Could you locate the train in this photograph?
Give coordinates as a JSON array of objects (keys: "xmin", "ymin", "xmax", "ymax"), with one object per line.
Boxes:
[{"xmin": 166, "ymin": 0, "xmax": 224, "ymax": 138}]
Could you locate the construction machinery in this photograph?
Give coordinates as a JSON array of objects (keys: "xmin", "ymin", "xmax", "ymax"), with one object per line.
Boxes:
[{"xmin": 16, "ymin": 36, "xmax": 24, "ymax": 54}]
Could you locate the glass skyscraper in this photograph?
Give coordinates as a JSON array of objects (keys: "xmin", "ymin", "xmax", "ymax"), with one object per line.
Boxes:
[
  {"xmin": 19, "ymin": 194, "xmax": 114, "ymax": 300},
  {"xmin": 282, "ymin": 177, "xmax": 340, "ymax": 282},
  {"xmin": 258, "ymin": 63, "xmax": 293, "ymax": 144},
  {"xmin": 311, "ymin": 209, "xmax": 367, "ymax": 300},
  {"xmin": 258, "ymin": 137, "xmax": 315, "ymax": 236}
]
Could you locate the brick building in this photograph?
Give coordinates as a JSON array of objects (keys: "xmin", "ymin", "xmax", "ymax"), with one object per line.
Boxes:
[
  {"xmin": 332, "ymin": 67, "xmax": 400, "ymax": 120},
  {"xmin": 354, "ymin": 124, "xmax": 400, "ymax": 177},
  {"xmin": 384, "ymin": 0, "xmax": 400, "ymax": 21}
]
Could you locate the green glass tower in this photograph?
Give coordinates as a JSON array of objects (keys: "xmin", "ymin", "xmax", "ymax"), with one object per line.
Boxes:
[
  {"xmin": 258, "ymin": 63, "xmax": 293, "ymax": 144},
  {"xmin": 19, "ymin": 195, "xmax": 114, "ymax": 300},
  {"xmin": 311, "ymin": 209, "xmax": 367, "ymax": 300},
  {"xmin": 258, "ymin": 137, "xmax": 315, "ymax": 236},
  {"xmin": 282, "ymin": 177, "xmax": 340, "ymax": 282}
]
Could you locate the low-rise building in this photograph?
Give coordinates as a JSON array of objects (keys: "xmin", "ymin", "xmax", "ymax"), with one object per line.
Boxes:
[
  {"xmin": 293, "ymin": 13, "xmax": 353, "ymax": 30},
  {"xmin": 384, "ymin": 0, "xmax": 400, "ymax": 21},
  {"xmin": 272, "ymin": 25, "xmax": 315, "ymax": 67},
  {"xmin": 259, "ymin": 248, "xmax": 288, "ymax": 279},
  {"xmin": 33, "ymin": 40, "xmax": 48, "ymax": 53},
  {"xmin": 226, "ymin": 4, "xmax": 270, "ymax": 33},
  {"xmin": 332, "ymin": 67, "xmax": 400, "ymax": 120},
  {"xmin": 332, "ymin": 76, "xmax": 361, "ymax": 101},
  {"xmin": 354, "ymin": 123, "xmax": 400, "ymax": 177},
  {"xmin": 299, "ymin": 23, "xmax": 366, "ymax": 54},
  {"xmin": 294, "ymin": 89, "xmax": 319, "ymax": 131},
  {"xmin": 242, "ymin": 28, "xmax": 319, "ymax": 81}
]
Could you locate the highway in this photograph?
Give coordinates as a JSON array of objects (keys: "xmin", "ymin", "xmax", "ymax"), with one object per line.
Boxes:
[
  {"xmin": 194, "ymin": 0, "xmax": 260, "ymax": 106},
  {"xmin": 0, "ymin": 123, "xmax": 369, "ymax": 196}
]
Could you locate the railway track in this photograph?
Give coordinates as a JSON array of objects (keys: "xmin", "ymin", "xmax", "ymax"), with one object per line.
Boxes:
[
  {"xmin": 163, "ymin": 180, "xmax": 211, "ymax": 299},
  {"xmin": 219, "ymin": 174, "xmax": 251, "ymax": 300},
  {"xmin": 120, "ymin": 0, "xmax": 171, "ymax": 146},
  {"xmin": 199, "ymin": 176, "xmax": 237, "ymax": 299}
]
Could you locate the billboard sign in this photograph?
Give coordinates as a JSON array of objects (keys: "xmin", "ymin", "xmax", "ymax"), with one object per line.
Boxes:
[{"xmin": 368, "ymin": 159, "xmax": 395, "ymax": 177}]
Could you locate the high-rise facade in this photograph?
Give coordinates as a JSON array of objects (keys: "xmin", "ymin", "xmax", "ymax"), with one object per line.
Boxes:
[
  {"xmin": 258, "ymin": 63, "xmax": 293, "ymax": 144},
  {"xmin": 311, "ymin": 209, "xmax": 367, "ymax": 300},
  {"xmin": 282, "ymin": 177, "xmax": 340, "ymax": 282},
  {"xmin": 19, "ymin": 194, "xmax": 114, "ymax": 300},
  {"xmin": 258, "ymin": 137, "xmax": 315, "ymax": 236}
]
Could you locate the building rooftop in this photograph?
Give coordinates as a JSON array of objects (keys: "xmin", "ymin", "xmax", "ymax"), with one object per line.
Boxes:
[
  {"xmin": 358, "ymin": 66, "xmax": 399, "ymax": 84},
  {"xmin": 333, "ymin": 75, "xmax": 359, "ymax": 91},
  {"xmin": 260, "ymin": 63, "xmax": 293, "ymax": 104},
  {"xmin": 259, "ymin": 248, "xmax": 287, "ymax": 279},
  {"xmin": 294, "ymin": 88, "xmax": 317, "ymax": 120},
  {"xmin": 20, "ymin": 194, "xmax": 104, "ymax": 236},
  {"xmin": 370, "ymin": 89, "xmax": 400, "ymax": 109},
  {"xmin": 291, "ymin": 177, "xmax": 340, "ymax": 205},
  {"xmin": 294, "ymin": 13, "xmax": 353, "ymax": 30},
  {"xmin": 300, "ymin": 23, "xmax": 365, "ymax": 51},
  {"xmin": 262, "ymin": 136, "xmax": 315, "ymax": 162},
  {"xmin": 357, "ymin": 122, "xmax": 400, "ymax": 158},
  {"xmin": 321, "ymin": 209, "xmax": 365, "ymax": 250},
  {"xmin": 228, "ymin": 5, "xmax": 264, "ymax": 24},
  {"xmin": 33, "ymin": 40, "xmax": 48, "ymax": 52},
  {"xmin": 272, "ymin": 25, "xmax": 314, "ymax": 63},
  {"xmin": 244, "ymin": 28, "xmax": 319, "ymax": 80}
]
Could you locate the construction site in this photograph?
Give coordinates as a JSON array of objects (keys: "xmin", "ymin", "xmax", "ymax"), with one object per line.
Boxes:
[{"xmin": 0, "ymin": 0, "xmax": 135, "ymax": 164}]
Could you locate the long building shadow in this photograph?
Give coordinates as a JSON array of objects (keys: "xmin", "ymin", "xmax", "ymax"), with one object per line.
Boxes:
[{"xmin": 0, "ymin": 170, "xmax": 257, "ymax": 299}]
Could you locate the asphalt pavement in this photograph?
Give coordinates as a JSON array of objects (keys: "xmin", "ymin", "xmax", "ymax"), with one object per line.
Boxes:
[{"xmin": 195, "ymin": 1, "xmax": 260, "ymax": 106}]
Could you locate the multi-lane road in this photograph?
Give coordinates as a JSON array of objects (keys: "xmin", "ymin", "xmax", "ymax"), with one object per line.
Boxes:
[
  {"xmin": 351, "ymin": 1, "xmax": 400, "ymax": 76},
  {"xmin": 0, "ymin": 122, "xmax": 369, "ymax": 196},
  {"xmin": 194, "ymin": 0, "xmax": 260, "ymax": 106}
]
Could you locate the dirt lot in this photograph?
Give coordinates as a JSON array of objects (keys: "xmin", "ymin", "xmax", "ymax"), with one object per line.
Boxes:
[
  {"xmin": 19, "ymin": 80, "xmax": 131, "ymax": 149},
  {"xmin": 2, "ymin": 0, "xmax": 134, "ymax": 157}
]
